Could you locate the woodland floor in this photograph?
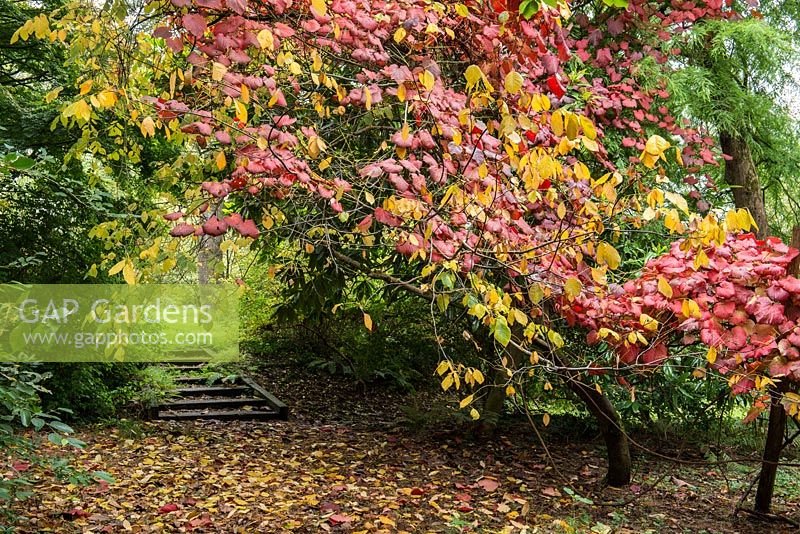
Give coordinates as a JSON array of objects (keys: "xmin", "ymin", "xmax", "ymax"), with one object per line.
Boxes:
[{"xmin": 8, "ymin": 359, "xmax": 800, "ymax": 533}]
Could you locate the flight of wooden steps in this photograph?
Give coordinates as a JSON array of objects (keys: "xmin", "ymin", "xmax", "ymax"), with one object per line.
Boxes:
[{"xmin": 153, "ymin": 364, "xmax": 288, "ymax": 421}]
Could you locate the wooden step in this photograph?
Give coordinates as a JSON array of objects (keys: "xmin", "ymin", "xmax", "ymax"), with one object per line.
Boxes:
[
  {"xmin": 160, "ymin": 397, "xmax": 269, "ymax": 411},
  {"xmin": 157, "ymin": 409, "xmax": 280, "ymax": 421},
  {"xmin": 241, "ymin": 377, "xmax": 289, "ymax": 420},
  {"xmin": 174, "ymin": 375, "xmax": 241, "ymax": 385},
  {"xmin": 171, "ymin": 364, "xmax": 206, "ymax": 371},
  {"xmin": 175, "ymin": 385, "xmax": 250, "ymax": 397}
]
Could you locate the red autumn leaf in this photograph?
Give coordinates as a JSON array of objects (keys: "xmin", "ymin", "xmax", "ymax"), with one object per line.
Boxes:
[
  {"xmin": 546, "ymin": 75, "xmax": 566, "ymax": 98},
  {"xmin": 235, "ymin": 219, "xmax": 260, "ymax": 239},
  {"xmin": 163, "ymin": 211, "xmax": 184, "ymax": 221},
  {"xmin": 181, "ymin": 14, "xmax": 207, "ymax": 38},
  {"xmin": 65, "ymin": 508, "xmax": 91, "ymax": 519},
  {"xmin": 187, "ymin": 515, "xmax": 212, "ymax": 530},
  {"xmin": 12, "ymin": 461, "xmax": 30, "ymax": 471},
  {"xmin": 158, "ymin": 503, "xmax": 179, "ymax": 514},
  {"xmin": 201, "ymin": 215, "xmax": 229, "ymax": 237},
  {"xmin": 169, "ymin": 223, "xmax": 196, "ymax": 237},
  {"xmin": 328, "ymin": 514, "xmax": 353, "ymax": 525},
  {"xmin": 476, "ymin": 478, "xmax": 500, "ymax": 492}
]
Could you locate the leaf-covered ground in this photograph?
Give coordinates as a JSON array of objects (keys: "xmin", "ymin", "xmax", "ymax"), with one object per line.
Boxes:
[{"xmin": 8, "ymin": 365, "xmax": 800, "ymax": 533}]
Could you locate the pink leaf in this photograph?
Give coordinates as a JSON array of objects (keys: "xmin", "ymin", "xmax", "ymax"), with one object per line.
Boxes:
[
  {"xmin": 202, "ymin": 215, "xmax": 228, "ymax": 237},
  {"xmin": 182, "ymin": 14, "xmax": 207, "ymax": 38},
  {"xmin": 163, "ymin": 211, "xmax": 184, "ymax": 221},
  {"xmin": 235, "ymin": 219, "xmax": 260, "ymax": 239},
  {"xmin": 476, "ymin": 478, "xmax": 499, "ymax": 492},
  {"xmin": 328, "ymin": 514, "xmax": 353, "ymax": 524},
  {"xmin": 170, "ymin": 223, "xmax": 195, "ymax": 237}
]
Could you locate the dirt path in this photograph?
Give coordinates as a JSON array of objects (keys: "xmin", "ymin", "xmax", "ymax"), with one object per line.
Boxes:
[{"xmin": 9, "ymin": 364, "xmax": 799, "ymax": 533}]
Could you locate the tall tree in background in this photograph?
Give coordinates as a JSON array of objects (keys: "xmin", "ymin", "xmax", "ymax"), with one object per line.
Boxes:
[{"xmin": 669, "ymin": 5, "xmax": 800, "ymax": 239}]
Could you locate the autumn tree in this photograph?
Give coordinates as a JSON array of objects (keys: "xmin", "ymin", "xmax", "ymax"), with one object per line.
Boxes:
[{"xmin": 26, "ymin": 0, "xmax": 800, "ymax": 490}]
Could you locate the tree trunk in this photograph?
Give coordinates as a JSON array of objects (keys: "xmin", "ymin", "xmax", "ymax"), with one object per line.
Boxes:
[
  {"xmin": 753, "ymin": 226, "xmax": 800, "ymax": 512},
  {"xmin": 720, "ymin": 131, "xmax": 768, "ymax": 238},
  {"xmin": 198, "ymin": 204, "xmax": 223, "ymax": 284},
  {"xmin": 566, "ymin": 377, "xmax": 632, "ymax": 487},
  {"xmin": 477, "ymin": 336, "xmax": 513, "ymax": 438},
  {"xmin": 480, "ymin": 338, "xmax": 632, "ymax": 487},
  {"xmin": 754, "ymin": 381, "xmax": 789, "ymax": 513}
]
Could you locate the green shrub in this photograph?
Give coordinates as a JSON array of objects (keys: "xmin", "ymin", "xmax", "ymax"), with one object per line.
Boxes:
[{"xmin": 40, "ymin": 363, "xmax": 139, "ymax": 421}]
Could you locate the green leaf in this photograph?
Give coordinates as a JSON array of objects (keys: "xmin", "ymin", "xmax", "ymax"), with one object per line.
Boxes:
[
  {"xmin": 92, "ymin": 471, "xmax": 116, "ymax": 484},
  {"xmin": 494, "ymin": 316, "xmax": 511, "ymax": 347},
  {"xmin": 4, "ymin": 153, "xmax": 35, "ymax": 170},
  {"xmin": 31, "ymin": 417, "xmax": 45, "ymax": 431},
  {"xmin": 66, "ymin": 437, "xmax": 86, "ymax": 449},
  {"xmin": 48, "ymin": 420, "xmax": 74, "ymax": 434},
  {"xmin": 520, "ymin": 0, "xmax": 540, "ymax": 19}
]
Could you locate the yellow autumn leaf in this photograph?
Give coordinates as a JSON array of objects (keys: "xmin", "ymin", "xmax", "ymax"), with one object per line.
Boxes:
[
  {"xmin": 108, "ymin": 259, "xmax": 126, "ymax": 276},
  {"xmin": 393, "ymin": 27, "xmax": 407, "ymax": 43},
  {"xmin": 378, "ymin": 516, "xmax": 396, "ymax": 527},
  {"xmin": 542, "ymin": 413, "xmax": 550, "ymax": 426},
  {"xmin": 257, "ymin": 29, "xmax": 274, "ymax": 50},
  {"xmin": 211, "ymin": 62, "xmax": 227, "ymax": 81},
  {"xmin": 579, "ymin": 115, "xmax": 597, "ymax": 140},
  {"xmin": 215, "ymin": 151, "xmax": 226, "ymax": 171},
  {"xmin": 44, "ymin": 87, "xmax": 63, "ymax": 103},
  {"xmin": 564, "ymin": 277, "xmax": 582, "ymax": 301},
  {"xmin": 420, "ymin": 70, "xmax": 435, "ymax": 91},
  {"xmin": 565, "ymin": 113, "xmax": 579, "ymax": 140},
  {"xmin": 464, "ymin": 65, "xmax": 483, "ymax": 89},
  {"xmin": 504, "ymin": 71, "xmax": 524, "ymax": 94},
  {"xmin": 235, "ymin": 100, "xmax": 248, "ymax": 123},
  {"xmin": 596, "ymin": 242, "xmax": 621, "ymax": 270},
  {"xmin": 310, "ymin": 0, "xmax": 327, "ymax": 17},
  {"xmin": 442, "ymin": 374, "xmax": 454, "ymax": 391},
  {"xmin": 644, "ymin": 134, "xmax": 670, "ymax": 156},
  {"xmin": 707, "ymin": 346, "xmax": 717, "ymax": 365},
  {"xmin": 122, "ymin": 260, "xmax": 136, "ymax": 285},
  {"xmin": 582, "ymin": 136, "xmax": 599, "ymax": 152},
  {"xmin": 95, "ymin": 90, "xmax": 117, "ymax": 108},
  {"xmin": 459, "ymin": 394, "xmax": 474, "ymax": 408},
  {"xmin": 551, "ymin": 111, "xmax": 564, "ymax": 137},
  {"xmin": 140, "ymin": 116, "xmax": 155, "ymax": 137},
  {"xmin": 63, "ymin": 99, "xmax": 92, "ymax": 121},
  {"xmin": 363, "ymin": 312, "xmax": 373, "ymax": 331},
  {"xmin": 548, "ymin": 330, "xmax": 564, "ymax": 348},
  {"xmin": 657, "ymin": 276, "xmax": 673, "ymax": 298},
  {"xmin": 639, "ymin": 313, "xmax": 658, "ymax": 332},
  {"xmin": 470, "ymin": 408, "xmax": 480, "ymax": 420},
  {"xmin": 79, "ymin": 79, "xmax": 93, "ymax": 95},
  {"xmin": 664, "ymin": 209, "xmax": 683, "ymax": 233},
  {"xmin": 681, "ymin": 299, "xmax": 701, "ymax": 319},
  {"xmin": 665, "ymin": 190, "xmax": 689, "ymax": 215}
]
